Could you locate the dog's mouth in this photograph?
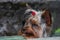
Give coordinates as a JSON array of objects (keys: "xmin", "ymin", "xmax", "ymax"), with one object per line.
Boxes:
[
  {"xmin": 25, "ymin": 32, "xmax": 34, "ymax": 36},
  {"xmin": 23, "ymin": 29, "xmax": 35, "ymax": 37}
]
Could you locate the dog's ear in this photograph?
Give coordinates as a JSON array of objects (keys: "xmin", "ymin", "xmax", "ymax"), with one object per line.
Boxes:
[
  {"xmin": 42, "ymin": 10, "xmax": 52, "ymax": 26},
  {"xmin": 26, "ymin": 3, "xmax": 32, "ymax": 9}
]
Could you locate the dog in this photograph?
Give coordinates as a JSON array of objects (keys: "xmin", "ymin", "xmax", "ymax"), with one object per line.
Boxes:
[{"xmin": 18, "ymin": 4, "xmax": 53, "ymax": 39}]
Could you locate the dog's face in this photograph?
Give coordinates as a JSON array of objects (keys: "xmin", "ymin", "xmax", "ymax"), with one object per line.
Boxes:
[{"xmin": 22, "ymin": 16, "xmax": 41, "ymax": 38}]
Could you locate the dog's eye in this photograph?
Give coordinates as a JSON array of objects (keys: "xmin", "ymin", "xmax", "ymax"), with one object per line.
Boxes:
[{"xmin": 32, "ymin": 24, "xmax": 38, "ymax": 27}]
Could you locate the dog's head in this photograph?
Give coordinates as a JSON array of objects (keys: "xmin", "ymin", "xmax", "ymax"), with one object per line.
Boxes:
[
  {"xmin": 18, "ymin": 4, "xmax": 53, "ymax": 38},
  {"xmin": 18, "ymin": 9, "xmax": 44, "ymax": 38}
]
